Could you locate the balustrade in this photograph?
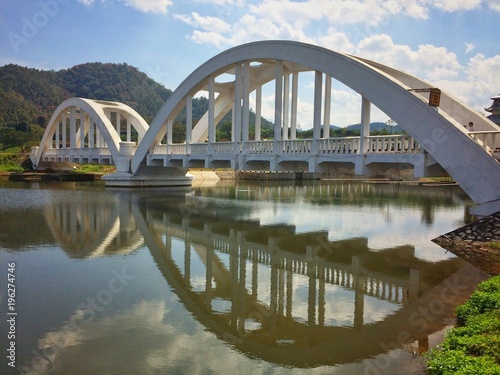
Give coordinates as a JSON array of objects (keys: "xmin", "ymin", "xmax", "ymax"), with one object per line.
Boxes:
[
  {"xmin": 469, "ymin": 131, "xmax": 500, "ymax": 157},
  {"xmin": 148, "ymin": 135, "xmax": 424, "ymax": 157},
  {"xmin": 367, "ymin": 135, "xmax": 420, "ymax": 153}
]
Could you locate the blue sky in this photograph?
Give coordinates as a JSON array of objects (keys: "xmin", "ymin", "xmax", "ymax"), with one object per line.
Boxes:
[{"xmin": 1, "ymin": 0, "xmax": 499, "ymax": 126}]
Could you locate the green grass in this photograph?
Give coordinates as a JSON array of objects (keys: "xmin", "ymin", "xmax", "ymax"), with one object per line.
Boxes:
[
  {"xmin": 74, "ymin": 164, "xmax": 116, "ymax": 174},
  {"xmin": 0, "ymin": 153, "xmax": 25, "ymax": 172},
  {"xmin": 426, "ymin": 276, "xmax": 500, "ymax": 374}
]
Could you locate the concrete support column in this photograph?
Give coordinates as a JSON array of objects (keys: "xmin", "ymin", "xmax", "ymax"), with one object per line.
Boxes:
[
  {"xmin": 167, "ymin": 119, "xmax": 173, "ymax": 145},
  {"xmin": 360, "ymin": 97, "xmax": 371, "ymax": 154},
  {"xmin": 115, "ymin": 141, "xmax": 135, "ymax": 173},
  {"xmin": 62, "ymin": 112, "xmax": 67, "ymax": 149},
  {"xmin": 413, "ymin": 154, "xmax": 427, "ymax": 178},
  {"xmin": 282, "ymin": 72, "xmax": 290, "ymax": 140},
  {"xmin": 70, "ymin": 107, "xmax": 76, "ymax": 149},
  {"xmin": 313, "ymin": 70, "xmax": 323, "ymax": 153},
  {"xmin": 186, "ymin": 95, "xmax": 192, "ymax": 154},
  {"xmin": 55, "ymin": 120, "xmax": 60, "ymax": 149},
  {"xmin": 323, "ymin": 75, "xmax": 332, "ymax": 138},
  {"xmin": 208, "ymin": 75, "xmax": 216, "ymax": 144},
  {"xmin": 79, "ymin": 110, "xmax": 85, "ymax": 148},
  {"xmin": 233, "ymin": 64, "xmax": 242, "ymax": 155},
  {"xmin": 255, "ymin": 85, "xmax": 262, "ymax": 141},
  {"xmin": 89, "ymin": 120, "xmax": 94, "ymax": 148},
  {"xmin": 274, "ymin": 60, "xmax": 284, "ymax": 154},
  {"xmin": 127, "ymin": 119, "xmax": 131, "ymax": 142},
  {"xmin": 95, "ymin": 126, "xmax": 102, "ymax": 147},
  {"xmin": 291, "ymin": 72, "xmax": 299, "ymax": 140},
  {"xmin": 242, "ymin": 63, "xmax": 250, "ymax": 144},
  {"xmin": 235, "ymin": 64, "xmax": 242, "ymax": 139},
  {"xmin": 116, "ymin": 112, "xmax": 121, "ymax": 138}
]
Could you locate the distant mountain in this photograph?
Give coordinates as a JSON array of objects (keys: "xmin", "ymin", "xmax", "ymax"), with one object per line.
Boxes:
[{"xmin": 345, "ymin": 121, "xmax": 403, "ymax": 133}]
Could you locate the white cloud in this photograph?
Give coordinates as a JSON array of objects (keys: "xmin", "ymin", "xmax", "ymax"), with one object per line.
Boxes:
[
  {"xmin": 121, "ymin": 0, "xmax": 172, "ymax": 14},
  {"xmin": 487, "ymin": 0, "xmax": 500, "ymax": 11},
  {"xmin": 465, "ymin": 42, "xmax": 475, "ymax": 53},
  {"xmin": 432, "ymin": 0, "xmax": 482, "ymax": 12},
  {"xmin": 191, "ymin": 0, "xmax": 244, "ymax": 5},
  {"xmin": 175, "ymin": 12, "xmax": 231, "ymax": 33},
  {"xmin": 357, "ymin": 35, "xmax": 462, "ymax": 81},
  {"xmin": 79, "ymin": 0, "xmax": 172, "ymax": 13}
]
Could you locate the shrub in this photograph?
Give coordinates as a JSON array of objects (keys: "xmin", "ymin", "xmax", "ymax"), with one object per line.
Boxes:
[
  {"xmin": 426, "ymin": 349, "xmax": 500, "ymax": 375},
  {"xmin": 426, "ymin": 276, "xmax": 500, "ymax": 374}
]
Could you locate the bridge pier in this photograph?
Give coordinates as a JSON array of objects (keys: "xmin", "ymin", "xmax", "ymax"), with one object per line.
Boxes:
[{"xmin": 102, "ymin": 142, "xmax": 193, "ymax": 187}]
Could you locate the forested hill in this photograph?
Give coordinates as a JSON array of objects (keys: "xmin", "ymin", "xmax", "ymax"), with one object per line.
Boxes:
[{"xmin": 0, "ymin": 62, "xmax": 173, "ymax": 128}]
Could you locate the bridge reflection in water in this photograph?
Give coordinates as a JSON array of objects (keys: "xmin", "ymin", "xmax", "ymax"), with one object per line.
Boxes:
[{"xmin": 42, "ymin": 183, "xmax": 484, "ymax": 369}]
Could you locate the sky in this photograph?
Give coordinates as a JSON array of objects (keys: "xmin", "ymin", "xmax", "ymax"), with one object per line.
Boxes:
[{"xmin": 1, "ymin": 0, "xmax": 499, "ymax": 127}]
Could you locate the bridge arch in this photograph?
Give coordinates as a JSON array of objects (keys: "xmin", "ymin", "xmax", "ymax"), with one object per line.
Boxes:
[
  {"xmin": 33, "ymin": 97, "xmax": 149, "ymax": 168},
  {"xmin": 132, "ymin": 40, "xmax": 500, "ymax": 212}
]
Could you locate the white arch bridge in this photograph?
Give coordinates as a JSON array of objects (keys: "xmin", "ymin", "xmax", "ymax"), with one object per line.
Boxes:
[{"xmin": 31, "ymin": 41, "xmax": 500, "ymax": 215}]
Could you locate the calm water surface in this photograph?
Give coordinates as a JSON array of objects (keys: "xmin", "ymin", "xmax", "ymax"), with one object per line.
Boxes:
[{"xmin": 0, "ymin": 180, "xmax": 488, "ymax": 374}]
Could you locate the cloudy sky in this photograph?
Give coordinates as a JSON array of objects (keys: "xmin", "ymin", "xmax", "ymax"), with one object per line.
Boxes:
[{"xmin": 1, "ymin": 0, "xmax": 499, "ymax": 126}]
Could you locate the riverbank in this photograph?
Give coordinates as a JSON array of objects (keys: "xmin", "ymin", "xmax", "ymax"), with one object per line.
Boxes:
[
  {"xmin": 432, "ymin": 211, "xmax": 500, "ymax": 276},
  {"xmin": 0, "ymin": 172, "xmax": 101, "ymax": 181},
  {"xmin": 424, "ymin": 211, "xmax": 500, "ymax": 373}
]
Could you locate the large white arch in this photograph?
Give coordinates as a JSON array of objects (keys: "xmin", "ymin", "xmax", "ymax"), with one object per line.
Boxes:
[
  {"xmin": 132, "ymin": 40, "xmax": 500, "ymax": 209},
  {"xmin": 34, "ymin": 97, "xmax": 149, "ymax": 168}
]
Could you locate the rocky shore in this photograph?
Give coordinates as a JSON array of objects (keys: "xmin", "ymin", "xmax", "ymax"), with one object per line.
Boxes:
[{"xmin": 432, "ymin": 211, "xmax": 500, "ymax": 275}]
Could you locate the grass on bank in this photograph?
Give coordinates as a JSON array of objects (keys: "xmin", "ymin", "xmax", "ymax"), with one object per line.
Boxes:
[
  {"xmin": 425, "ymin": 275, "xmax": 500, "ymax": 374},
  {"xmin": 73, "ymin": 164, "xmax": 116, "ymax": 174},
  {"xmin": 0, "ymin": 151, "xmax": 116, "ymax": 174},
  {"xmin": 0, "ymin": 153, "xmax": 25, "ymax": 172}
]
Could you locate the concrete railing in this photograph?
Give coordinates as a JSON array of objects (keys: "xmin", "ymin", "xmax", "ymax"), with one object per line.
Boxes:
[
  {"xmin": 367, "ymin": 135, "xmax": 421, "ymax": 153},
  {"xmin": 469, "ymin": 131, "xmax": 500, "ymax": 158},
  {"xmin": 319, "ymin": 137, "xmax": 359, "ymax": 154},
  {"xmin": 149, "ymin": 135, "xmax": 424, "ymax": 157}
]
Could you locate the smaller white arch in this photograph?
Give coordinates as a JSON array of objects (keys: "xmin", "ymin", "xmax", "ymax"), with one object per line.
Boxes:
[{"xmin": 33, "ymin": 98, "xmax": 149, "ymax": 168}]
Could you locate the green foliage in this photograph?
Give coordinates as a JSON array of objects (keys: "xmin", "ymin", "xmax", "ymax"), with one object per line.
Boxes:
[
  {"xmin": 425, "ymin": 349, "xmax": 500, "ymax": 375},
  {"xmin": 0, "ymin": 153, "xmax": 25, "ymax": 172},
  {"xmin": 74, "ymin": 164, "xmax": 116, "ymax": 173},
  {"xmin": 426, "ymin": 275, "xmax": 500, "ymax": 374},
  {"xmin": 456, "ymin": 277, "xmax": 500, "ymax": 325}
]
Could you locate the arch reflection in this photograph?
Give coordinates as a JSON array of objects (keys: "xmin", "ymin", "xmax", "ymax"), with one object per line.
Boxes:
[
  {"xmin": 44, "ymin": 190, "xmax": 144, "ymax": 258},
  {"xmin": 43, "ymin": 185, "xmax": 481, "ymax": 367},
  {"xmin": 123, "ymin": 188, "xmax": 475, "ymax": 367}
]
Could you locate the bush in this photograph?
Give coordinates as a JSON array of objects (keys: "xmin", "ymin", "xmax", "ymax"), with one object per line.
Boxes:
[
  {"xmin": 456, "ymin": 277, "xmax": 500, "ymax": 326},
  {"xmin": 426, "ymin": 276, "xmax": 500, "ymax": 374},
  {"xmin": 426, "ymin": 349, "xmax": 500, "ymax": 375}
]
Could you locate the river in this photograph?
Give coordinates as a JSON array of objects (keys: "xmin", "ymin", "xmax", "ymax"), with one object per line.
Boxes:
[{"xmin": 0, "ymin": 179, "xmax": 488, "ymax": 375}]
